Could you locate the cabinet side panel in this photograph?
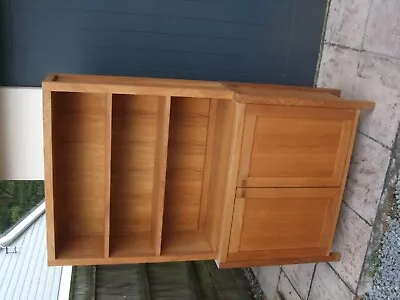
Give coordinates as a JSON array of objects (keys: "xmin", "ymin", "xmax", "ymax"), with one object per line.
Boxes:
[
  {"xmin": 205, "ymin": 100, "xmax": 245, "ymax": 260},
  {"xmin": 43, "ymin": 89, "xmax": 56, "ymax": 261}
]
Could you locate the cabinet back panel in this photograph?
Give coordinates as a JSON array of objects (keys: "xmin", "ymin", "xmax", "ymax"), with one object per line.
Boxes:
[
  {"xmin": 164, "ymin": 97, "xmax": 210, "ymax": 232},
  {"xmin": 110, "ymin": 95, "xmax": 160, "ymax": 234},
  {"xmin": 52, "ymin": 92, "xmax": 107, "ymax": 237}
]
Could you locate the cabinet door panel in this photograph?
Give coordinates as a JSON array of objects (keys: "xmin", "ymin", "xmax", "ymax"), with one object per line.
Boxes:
[
  {"xmin": 238, "ymin": 105, "xmax": 357, "ymax": 187},
  {"xmin": 228, "ymin": 188, "xmax": 341, "ymax": 262}
]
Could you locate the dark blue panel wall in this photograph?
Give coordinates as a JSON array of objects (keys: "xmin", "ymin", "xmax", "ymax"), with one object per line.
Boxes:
[{"xmin": 0, "ymin": 0, "xmax": 327, "ymax": 87}]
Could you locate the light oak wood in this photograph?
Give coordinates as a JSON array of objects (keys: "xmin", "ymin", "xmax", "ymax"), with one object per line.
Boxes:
[
  {"xmin": 205, "ymin": 99, "xmax": 237, "ymax": 253},
  {"xmin": 217, "ymin": 103, "xmax": 246, "ymax": 263},
  {"xmin": 104, "ymin": 94, "xmax": 112, "ymax": 258},
  {"xmin": 217, "ymin": 252, "xmax": 341, "ymax": 268},
  {"xmin": 228, "ymin": 197, "xmax": 245, "ymax": 253},
  {"xmin": 228, "ymin": 188, "xmax": 341, "ymax": 261},
  {"xmin": 163, "ymin": 97, "xmax": 210, "ymax": 232},
  {"xmin": 152, "ymin": 97, "xmax": 171, "ymax": 255},
  {"xmin": 43, "ymin": 73, "xmax": 374, "ymax": 110},
  {"xmin": 51, "ymin": 92, "xmax": 108, "ymax": 258},
  {"xmin": 110, "ymin": 233, "xmax": 155, "ymax": 257},
  {"xmin": 198, "ymin": 99, "xmax": 217, "ymax": 231},
  {"xmin": 57, "ymin": 235, "xmax": 104, "ymax": 259},
  {"xmin": 223, "ymin": 81, "xmax": 342, "ymax": 97},
  {"xmin": 230, "ymin": 84, "xmax": 375, "ymax": 110},
  {"xmin": 238, "ymin": 105, "xmax": 357, "ymax": 188},
  {"xmin": 43, "ymin": 74, "xmax": 373, "ymax": 268},
  {"xmin": 110, "ymin": 95, "xmax": 159, "ymax": 236},
  {"xmin": 43, "ymin": 89, "xmax": 56, "ymax": 261},
  {"xmin": 161, "ymin": 231, "xmax": 214, "ymax": 256},
  {"xmin": 321, "ymin": 110, "xmax": 360, "ymax": 255}
]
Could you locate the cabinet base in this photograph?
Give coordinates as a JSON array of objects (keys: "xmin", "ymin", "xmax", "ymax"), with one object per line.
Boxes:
[{"xmin": 216, "ymin": 252, "xmax": 341, "ymax": 269}]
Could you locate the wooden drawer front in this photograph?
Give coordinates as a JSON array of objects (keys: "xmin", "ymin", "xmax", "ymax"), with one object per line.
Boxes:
[
  {"xmin": 228, "ymin": 188, "xmax": 341, "ymax": 262},
  {"xmin": 238, "ymin": 105, "xmax": 357, "ymax": 187}
]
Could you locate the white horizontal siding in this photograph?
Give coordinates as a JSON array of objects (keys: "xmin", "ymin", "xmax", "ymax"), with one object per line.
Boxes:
[{"xmin": 0, "ymin": 214, "xmax": 63, "ymax": 300}]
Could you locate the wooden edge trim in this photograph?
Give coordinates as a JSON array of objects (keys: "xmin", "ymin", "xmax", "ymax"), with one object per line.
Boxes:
[
  {"xmin": 103, "ymin": 94, "xmax": 113, "ymax": 258},
  {"xmin": 47, "ymin": 252, "xmax": 216, "ymax": 266},
  {"xmin": 323, "ymin": 110, "xmax": 361, "ymax": 254},
  {"xmin": 217, "ymin": 103, "xmax": 246, "ymax": 263},
  {"xmin": 41, "ymin": 81, "xmax": 235, "ymax": 99},
  {"xmin": 152, "ymin": 96, "xmax": 171, "ymax": 256},
  {"xmin": 237, "ymin": 113, "xmax": 256, "ymax": 187},
  {"xmin": 42, "ymin": 74, "xmax": 57, "ymax": 83},
  {"xmin": 228, "ymin": 197, "xmax": 245, "ymax": 253},
  {"xmin": 223, "ymin": 81, "xmax": 342, "ymax": 97},
  {"xmin": 198, "ymin": 98, "xmax": 218, "ymax": 231},
  {"xmin": 238, "ymin": 94, "xmax": 375, "ymax": 110},
  {"xmin": 216, "ymin": 252, "xmax": 341, "ymax": 269},
  {"xmin": 43, "ymin": 89, "xmax": 56, "ymax": 261}
]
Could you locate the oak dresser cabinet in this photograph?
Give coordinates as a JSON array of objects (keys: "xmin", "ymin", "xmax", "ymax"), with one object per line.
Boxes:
[{"xmin": 43, "ymin": 74, "xmax": 374, "ymax": 267}]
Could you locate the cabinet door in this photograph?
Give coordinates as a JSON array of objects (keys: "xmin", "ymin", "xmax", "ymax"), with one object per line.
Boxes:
[
  {"xmin": 237, "ymin": 105, "xmax": 357, "ymax": 187},
  {"xmin": 227, "ymin": 188, "xmax": 341, "ymax": 263}
]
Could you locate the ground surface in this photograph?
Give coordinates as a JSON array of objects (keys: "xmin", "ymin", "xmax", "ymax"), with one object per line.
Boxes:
[{"xmin": 366, "ymin": 172, "xmax": 400, "ymax": 300}]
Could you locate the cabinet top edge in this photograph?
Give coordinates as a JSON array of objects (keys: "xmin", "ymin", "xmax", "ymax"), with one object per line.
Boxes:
[{"xmin": 42, "ymin": 74, "xmax": 375, "ymax": 110}]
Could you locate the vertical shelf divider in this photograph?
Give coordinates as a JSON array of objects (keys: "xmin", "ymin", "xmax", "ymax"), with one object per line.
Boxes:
[
  {"xmin": 104, "ymin": 93, "xmax": 113, "ymax": 257},
  {"xmin": 152, "ymin": 96, "xmax": 172, "ymax": 255}
]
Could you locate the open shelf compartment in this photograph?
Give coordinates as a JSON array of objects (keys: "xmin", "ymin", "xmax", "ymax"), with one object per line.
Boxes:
[
  {"xmin": 51, "ymin": 92, "xmax": 109, "ymax": 259},
  {"xmin": 109, "ymin": 94, "xmax": 170, "ymax": 257},
  {"xmin": 160, "ymin": 97, "xmax": 216, "ymax": 258}
]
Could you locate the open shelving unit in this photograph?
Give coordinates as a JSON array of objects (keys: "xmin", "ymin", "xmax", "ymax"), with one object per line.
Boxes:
[
  {"xmin": 46, "ymin": 86, "xmax": 218, "ymax": 263},
  {"xmin": 44, "ymin": 74, "xmax": 375, "ymax": 267}
]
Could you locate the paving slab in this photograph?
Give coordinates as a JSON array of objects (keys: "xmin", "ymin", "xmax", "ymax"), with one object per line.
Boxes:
[
  {"xmin": 355, "ymin": 52, "xmax": 400, "ymax": 148},
  {"xmin": 364, "ymin": 0, "xmax": 400, "ymax": 57},
  {"xmin": 309, "ymin": 263, "xmax": 354, "ymax": 300},
  {"xmin": 331, "ymin": 204, "xmax": 373, "ymax": 291},
  {"xmin": 277, "ymin": 272, "xmax": 302, "ymax": 300},
  {"xmin": 317, "ymin": 44, "xmax": 360, "ymax": 98},
  {"xmin": 282, "ymin": 264, "xmax": 314, "ymax": 299},
  {"xmin": 324, "ymin": 0, "xmax": 371, "ymax": 49},
  {"xmin": 257, "ymin": 266, "xmax": 280, "ymax": 300},
  {"xmin": 344, "ymin": 134, "xmax": 391, "ymax": 224}
]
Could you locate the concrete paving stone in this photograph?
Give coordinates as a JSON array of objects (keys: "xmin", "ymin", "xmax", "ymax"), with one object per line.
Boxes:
[
  {"xmin": 309, "ymin": 263, "xmax": 354, "ymax": 300},
  {"xmin": 324, "ymin": 0, "xmax": 371, "ymax": 49},
  {"xmin": 317, "ymin": 44, "xmax": 360, "ymax": 98},
  {"xmin": 354, "ymin": 51, "xmax": 400, "ymax": 148},
  {"xmin": 257, "ymin": 266, "xmax": 281, "ymax": 300},
  {"xmin": 364, "ymin": 0, "xmax": 400, "ymax": 58},
  {"xmin": 277, "ymin": 272, "xmax": 302, "ymax": 300},
  {"xmin": 330, "ymin": 204, "xmax": 373, "ymax": 291},
  {"xmin": 344, "ymin": 134, "xmax": 391, "ymax": 224},
  {"xmin": 282, "ymin": 264, "xmax": 315, "ymax": 299}
]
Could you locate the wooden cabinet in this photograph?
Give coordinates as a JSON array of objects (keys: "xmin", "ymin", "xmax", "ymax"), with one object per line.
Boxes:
[
  {"xmin": 237, "ymin": 105, "xmax": 357, "ymax": 188},
  {"xmin": 228, "ymin": 188, "xmax": 341, "ymax": 262},
  {"xmin": 43, "ymin": 74, "xmax": 374, "ymax": 267}
]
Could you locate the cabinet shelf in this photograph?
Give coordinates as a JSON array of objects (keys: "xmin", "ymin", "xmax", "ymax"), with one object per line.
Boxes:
[{"xmin": 110, "ymin": 233, "xmax": 155, "ymax": 258}]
